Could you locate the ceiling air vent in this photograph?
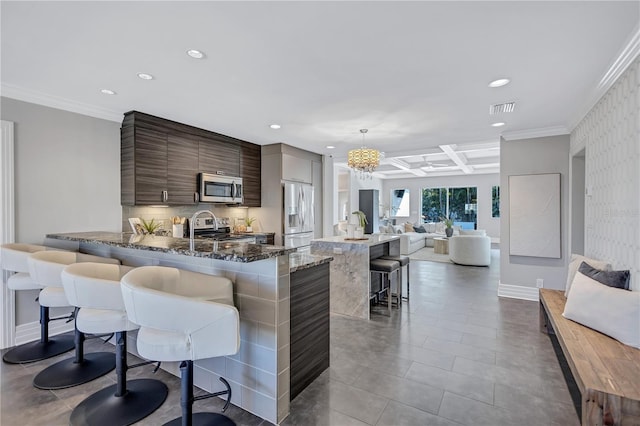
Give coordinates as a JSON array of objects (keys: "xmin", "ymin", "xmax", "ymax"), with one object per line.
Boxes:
[{"xmin": 489, "ymin": 102, "xmax": 516, "ymax": 114}]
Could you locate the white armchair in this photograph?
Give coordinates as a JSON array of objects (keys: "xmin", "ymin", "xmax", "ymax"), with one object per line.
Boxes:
[{"xmin": 448, "ymin": 235, "xmax": 491, "ymax": 266}]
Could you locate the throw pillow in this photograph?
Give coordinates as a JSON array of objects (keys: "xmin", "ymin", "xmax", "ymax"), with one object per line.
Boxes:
[
  {"xmin": 404, "ymin": 222, "xmax": 414, "ymax": 233},
  {"xmin": 563, "ymin": 271, "xmax": 640, "ymax": 348},
  {"xmin": 435, "ymin": 222, "xmax": 446, "ymax": 234},
  {"xmin": 413, "ymin": 225, "xmax": 426, "ymax": 233},
  {"xmin": 425, "ymin": 222, "xmax": 436, "ymax": 233},
  {"xmin": 565, "ymin": 254, "xmax": 610, "ymax": 297},
  {"xmin": 578, "ymin": 261, "xmax": 630, "ymax": 290},
  {"xmin": 392, "ymin": 225, "xmax": 404, "ymax": 234}
]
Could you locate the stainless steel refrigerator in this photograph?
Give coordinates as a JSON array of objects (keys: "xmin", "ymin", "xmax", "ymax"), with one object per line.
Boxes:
[{"xmin": 283, "ymin": 181, "xmax": 314, "ymax": 251}]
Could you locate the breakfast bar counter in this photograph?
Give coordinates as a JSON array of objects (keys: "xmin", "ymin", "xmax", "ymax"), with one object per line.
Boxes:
[
  {"xmin": 43, "ymin": 231, "xmax": 321, "ymax": 424},
  {"xmin": 310, "ymin": 234, "xmax": 400, "ymax": 319}
]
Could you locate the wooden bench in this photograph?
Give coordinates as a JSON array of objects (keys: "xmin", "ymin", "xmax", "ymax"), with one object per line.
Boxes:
[{"xmin": 539, "ymin": 288, "xmax": 640, "ymax": 426}]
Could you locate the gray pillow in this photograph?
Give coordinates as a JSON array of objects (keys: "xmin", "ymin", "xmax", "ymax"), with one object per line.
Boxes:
[
  {"xmin": 578, "ymin": 261, "xmax": 630, "ymax": 290},
  {"xmin": 413, "ymin": 225, "xmax": 426, "ymax": 233}
]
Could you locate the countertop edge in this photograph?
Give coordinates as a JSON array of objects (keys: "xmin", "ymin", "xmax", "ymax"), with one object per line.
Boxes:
[{"xmin": 46, "ymin": 232, "xmax": 296, "ymax": 263}]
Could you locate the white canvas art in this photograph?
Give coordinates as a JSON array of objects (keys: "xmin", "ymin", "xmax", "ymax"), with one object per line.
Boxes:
[{"xmin": 509, "ymin": 173, "xmax": 561, "ymax": 258}]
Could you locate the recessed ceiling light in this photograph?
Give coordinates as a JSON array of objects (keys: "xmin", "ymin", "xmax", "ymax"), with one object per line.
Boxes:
[
  {"xmin": 100, "ymin": 89, "xmax": 116, "ymax": 95},
  {"xmin": 269, "ymin": 124, "xmax": 281, "ymax": 129},
  {"xmin": 137, "ymin": 73, "xmax": 154, "ymax": 80},
  {"xmin": 488, "ymin": 78, "xmax": 510, "ymax": 88},
  {"xmin": 491, "ymin": 122, "xmax": 506, "ymax": 127},
  {"xmin": 187, "ymin": 49, "xmax": 205, "ymax": 59},
  {"xmin": 326, "ymin": 145, "xmax": 335, "ymax": 149}
]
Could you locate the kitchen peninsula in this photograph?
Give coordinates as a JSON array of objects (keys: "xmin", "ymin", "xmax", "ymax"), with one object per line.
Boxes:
[
  {"xmin": 310, "ymin": 234, "xmax": 400, "ymax": 320},
  {"xmin": 45, "ymin": 232, "xmax": 331, "ymax": 424}
]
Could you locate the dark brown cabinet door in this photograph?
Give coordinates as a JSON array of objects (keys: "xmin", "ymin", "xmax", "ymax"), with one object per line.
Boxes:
[
  {"xmin": 198, "ymin": 139, "xmax": 240, "ymax": 177},
  {"xmin": 134, "ymin": 127, "xmax": 168, "ymax": 204},
  {"xmin": 167, "ymin": 135, "xmax": 199, "ymax": 205},
  {"xmin": 240, "ymin": 142, "xmax": 261, "ymax": 207}
]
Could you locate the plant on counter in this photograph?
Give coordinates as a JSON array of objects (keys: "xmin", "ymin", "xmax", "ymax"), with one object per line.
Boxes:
[
  {"xmin": 351, "ymin": 210, "xmax": 368, "ymax": 228},
  {"xmin": 245, "ymin": 217, "xmax": 257, "ymax": 226},
  {"xmin": 140, "ymin": 218, "xmax": 162, "ymax": 235}
]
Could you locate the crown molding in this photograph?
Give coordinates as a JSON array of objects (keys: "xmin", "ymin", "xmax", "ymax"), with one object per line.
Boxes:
[
  {"xmin": 501, "ymin": 125, "xmax": 569, "ymax": 141},
  {"xmin": 568, "ymin": 24, "xmax": 640, "ymax": 131},
  {"xmin": 1, "ymin": 83, "xmax": 122, "ymax": 123}
]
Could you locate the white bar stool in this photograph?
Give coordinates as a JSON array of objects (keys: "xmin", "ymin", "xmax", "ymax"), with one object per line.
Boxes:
[
  {"xmin": 63, "ymin": 262, "xmax": 168, "ymax": 426},
  {"xmin": 28, "ymin": 251, "xmax": 120, "ymax": 390},
  {"xmin": 121, "ymin": 266, "xmax": 240, "ymax": 426},
  {"xmin": 1, "ymin": 243, "xmax": 75, "ymax": 364}
]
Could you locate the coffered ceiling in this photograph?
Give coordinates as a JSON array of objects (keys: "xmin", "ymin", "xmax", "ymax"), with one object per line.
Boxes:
[{"xmin": 1, "ymin": 2, "xmax": 638, "ymax": 179}]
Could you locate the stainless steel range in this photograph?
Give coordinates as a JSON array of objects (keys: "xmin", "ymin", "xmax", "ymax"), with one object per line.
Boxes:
[{"xmin": 191, "ymin": 217, "xmax": 255, "ymax": 243}]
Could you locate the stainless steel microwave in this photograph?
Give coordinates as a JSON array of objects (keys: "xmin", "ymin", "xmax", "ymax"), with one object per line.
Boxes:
[{"xmin": 198, "ymin": 173, "xmax": 243, "ymax": 204}]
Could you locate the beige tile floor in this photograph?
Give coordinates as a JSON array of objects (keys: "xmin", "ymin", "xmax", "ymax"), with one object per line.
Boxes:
[{"xmin": 1, "ymin": 250, "xmax": 579, "ymax": 425}]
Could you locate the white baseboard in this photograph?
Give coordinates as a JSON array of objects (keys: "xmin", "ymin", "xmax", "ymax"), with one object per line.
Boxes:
[
  {"xmin": 497, "ymin": 282, "xmax": 539, "ymax": 302},
  {"xmin": 14, "ymin": 318, "xmax": 75, "ymax": 346}
]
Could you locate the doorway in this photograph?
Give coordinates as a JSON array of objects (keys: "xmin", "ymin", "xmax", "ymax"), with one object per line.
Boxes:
[{"xmin": 571, "ymin": 149, "xmax": 586, "ymax": 255}]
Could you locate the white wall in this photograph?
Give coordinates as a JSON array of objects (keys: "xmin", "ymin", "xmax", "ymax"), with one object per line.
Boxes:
[
  {"xmin": 570, "ymin": 57, "xmax": 639, "ymax": 291},
  {"xmin": 500, "ymin": 135, "xmax": 570, "ymax": 291},
  {"xmin": 381, "ymin": 173, "xmax": 500, "ymax": 239},
  {"xmin": 1, "ymin": 97, "xmax": 122, "ymax": 323}
]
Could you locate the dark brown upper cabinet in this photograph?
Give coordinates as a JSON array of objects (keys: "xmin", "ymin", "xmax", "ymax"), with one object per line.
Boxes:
[
  {"xmin": 198, "ymin": 138, "xmax": 240, "ymax": 177},
  {"xmin": 121, "ymin": 111, "xmax": 261, "ymax": 207}
]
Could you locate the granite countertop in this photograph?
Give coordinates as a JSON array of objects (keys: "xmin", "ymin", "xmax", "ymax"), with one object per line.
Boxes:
[
  {"xmin": 289, "ymin": 252, "xmax": 333, "ymax": 273},
  {"xmin": 46, "ymin": 232, "xmax": 296, "ymax": 263},
  {"xmin": 311, "ymin": 234, "xmax": 400, "ymax": 246}
]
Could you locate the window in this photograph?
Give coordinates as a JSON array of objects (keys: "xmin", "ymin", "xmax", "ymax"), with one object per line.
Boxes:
[
  {"xmin": 421, "ymin": 186, "xmax": 477, "ymax": 229},
  {"xmin": 492, "ymin": 185, "xmax": 500, "ymax": 218},
  {"xmin": 391, "ymin": 189, "xmax": 410, "ymax": 217}
]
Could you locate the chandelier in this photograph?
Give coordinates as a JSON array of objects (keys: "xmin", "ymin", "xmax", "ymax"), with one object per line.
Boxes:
[{"xmin": 348, "ymin": 129, "xmax": 380, "ymax": 177}]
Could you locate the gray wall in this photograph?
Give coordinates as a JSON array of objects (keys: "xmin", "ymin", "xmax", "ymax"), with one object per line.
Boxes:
[
  {"xmin": 1, "ymin": 97, "xmax": 122, "ymax": 323},
  {"xmin": 500, "ymin": 135, "xmax": 570, "ymax": 290},
  {"xmin": 381, "ymin": 173, "xmax": 500, "ymax": 239}
]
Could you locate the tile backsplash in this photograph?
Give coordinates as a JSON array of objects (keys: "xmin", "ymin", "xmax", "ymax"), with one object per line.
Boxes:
[{"xmin": 122, "ymin": 205, "xmax": 261, "ymax": 234}]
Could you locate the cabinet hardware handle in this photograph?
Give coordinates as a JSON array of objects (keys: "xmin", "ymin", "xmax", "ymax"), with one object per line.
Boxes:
[
  {"xmin": 162, "ymin": 190, "xmax": 168, "ymax": 202},
  {"xmin": 194, "ymin": 192, "xmax": 199, "ymax": 203}
]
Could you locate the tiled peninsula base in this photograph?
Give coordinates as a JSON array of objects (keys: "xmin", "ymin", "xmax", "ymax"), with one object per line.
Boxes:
[
  {"xmin": 44, "ymin": 238, "xmax": 291, "ymax": 424},
  {"xmin": 310, "ymin": 235, "xmax": 400, "ymax": 320}
]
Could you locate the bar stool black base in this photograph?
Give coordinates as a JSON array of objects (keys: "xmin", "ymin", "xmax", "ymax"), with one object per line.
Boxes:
[
  {"xmin": 164, "ymin": 413, "xmax": 236, "ymax": 426},
  {"xmin": 2, "ymin": 335, "xmax": 75, "ymax": 364},
  {"xmin": 69, "ymin": 378, "xmax": 168, "ymax": 426},
  {"xmin": 33, "ymin": 352, "xmax": 115, "ymax": 389}
]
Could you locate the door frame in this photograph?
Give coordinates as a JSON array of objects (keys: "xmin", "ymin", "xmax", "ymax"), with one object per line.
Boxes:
[{"xmin": 1, "ymin": 120, "xmax": 16, "ymax": 349}]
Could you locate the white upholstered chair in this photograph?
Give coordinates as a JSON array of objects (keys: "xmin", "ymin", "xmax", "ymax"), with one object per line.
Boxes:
[
  {"xmin": 448, "ymin": 235, "xmax": 491, "ymax": 266},
  {"xmin": 28, "ymin": 251, "xmax": 120, "ymax": 389},
  {"xmin": 63, "ymin": 262, "xmax": 168, "ymax": 426},
  {"xmin": 121, "ymin": 266, "xmax": 240, "ymax": 426},
  {"xmin": 1, "ymin": 243, "xmax": 76, "ymax": 364}
]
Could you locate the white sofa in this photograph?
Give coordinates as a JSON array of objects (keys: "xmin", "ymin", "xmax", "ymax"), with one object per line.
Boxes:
[
  {"xmin": 377, "ymin": 222, "xmax": 461, "ymax": 255},
  {"xmin": 448, "ymin": 235, "xmax": 491, "ymax": 266}
]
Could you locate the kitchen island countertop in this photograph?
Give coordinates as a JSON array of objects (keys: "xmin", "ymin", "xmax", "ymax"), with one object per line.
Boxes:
[{"xmin": 46, "ymin": 231, "xmax": 296, "ymax": 263}]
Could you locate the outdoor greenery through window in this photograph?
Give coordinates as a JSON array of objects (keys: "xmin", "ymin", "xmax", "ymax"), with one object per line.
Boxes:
[
  {"xmin": 421, "ymin": 187, "xmax": 478, "ymax": 229},
  {"xmin": 492, "ymin": 185, "xmax": 500, "ymax": 218}
]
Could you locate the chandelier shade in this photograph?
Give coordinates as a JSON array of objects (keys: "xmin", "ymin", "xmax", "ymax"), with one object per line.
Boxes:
[{"xmin": 348, "ymin": 129, "xmax": 380, "ymax": 175}]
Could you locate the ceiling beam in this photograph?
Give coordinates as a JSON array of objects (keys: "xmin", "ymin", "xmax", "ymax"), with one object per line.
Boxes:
[
  {"xmin": 386, "ymin": 158, "xmax": 427, "ymax": 176},
  {"xmin": 439, "ymin": 144, "xmax": 473, "ymax": 174}
]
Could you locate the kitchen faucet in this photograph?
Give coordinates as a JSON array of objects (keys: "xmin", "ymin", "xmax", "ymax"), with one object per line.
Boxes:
[{"xmin": 189, "ymin": 209, "xmax": 218, "ymax": 251}]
